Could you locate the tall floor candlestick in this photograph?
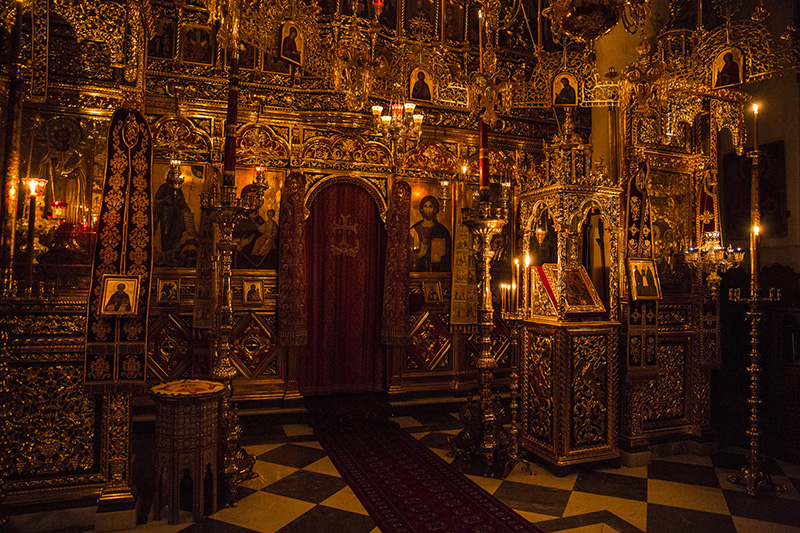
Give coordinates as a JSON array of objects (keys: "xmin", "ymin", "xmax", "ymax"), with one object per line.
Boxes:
[{"xmin": 728, "ymin": 104, "xmax": 786, "ymax": 497}]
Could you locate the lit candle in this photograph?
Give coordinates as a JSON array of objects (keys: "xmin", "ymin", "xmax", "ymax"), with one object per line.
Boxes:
[
  {"xmin": 27, "ymin": 179, "xmax": 37, "ymax": 289},
  {"xmin": 524, "ymin": 252, "xmax": 531, "ymax": 314},
  {"xmin": 512, "ymin": 282, "xmax": 517, "ymax": 314},
  {"xmin": 478, "ymin": 9, "xmax": 484, "ymax": 73},
  {"xmin": 752, "ymin": 104, "xmax": 759, "ymax": 151},
  {"xmin": 751, "ymin": 224, "xmax": 759, "ymax": 291},
  {"xmin": 514, "ymin": 258, "xmax": 520, "ymax": 313}
]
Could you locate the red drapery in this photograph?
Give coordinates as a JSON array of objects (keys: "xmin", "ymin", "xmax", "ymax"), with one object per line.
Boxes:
[{"xmin": 301, "ymin": 182, "xmax": 386, "ymax": 395}]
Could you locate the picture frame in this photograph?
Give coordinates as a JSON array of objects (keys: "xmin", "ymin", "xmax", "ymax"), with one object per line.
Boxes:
[
  {"xmin": 541, "ymin": 264, "xmax": 606, "ymax": 314},
  {"xmin": 100, "ymin": 275, "xmax": 140, "ymax": 316},
  {"xmin": 243, "ymin": 280, "xmax": 264, "ymax": 304},
  {"xmin": 148, "ymin": 19, "xmax": 176, "ymax": 60},
  {"xmin": 409, "ymin": 184, "xmax": 452, "ymax": 273},
  {"xmin": 409, "ymin": 67, "xmax": 434, "ymax": 102},
  {"xmin": 552, "ymin": 72, "xmax": 578, "ymax": 107},
  {"xmin": 182, "ymin": 25, "xmax": 215, "ymax": 65},
  {"xmin": 280, "ymin": 22, "xmax": 304, "ymax": 67},
  {"xmin": 423, "ymin": 280, "xmax": 442, "ymax": 303},
  {"xmin": 712, "ymin": 47, "xmax": 744, "ymax": 89},
  {"xmin": 628, "ymin": 258, "xmax": 662, "ymax": 300},
  {"xmin": 157, "ymin": 279, "xmax": 180, "ymax": 303}
]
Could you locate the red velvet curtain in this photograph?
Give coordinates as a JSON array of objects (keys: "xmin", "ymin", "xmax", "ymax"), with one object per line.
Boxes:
[{"xmin": 301, "ymin": 182, "xmax": 386, "ymax": 395}]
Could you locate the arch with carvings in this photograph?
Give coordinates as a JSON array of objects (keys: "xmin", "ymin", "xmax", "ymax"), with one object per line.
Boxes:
[
  {"xmin": 150, "ymin": 116, "xmax": 212, "ymax": 163},
  {"xmin": 301, "ymin": 133, "xmax": 392, "ymax": 173},
  {"xmin": 236, "ymin": 124, "xmax": 290, "ymax": 167}
]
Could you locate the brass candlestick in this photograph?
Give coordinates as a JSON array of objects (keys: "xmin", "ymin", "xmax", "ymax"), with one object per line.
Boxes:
[
  {"xmin": 727, "ymin": 109, "xmax": 786, "ymax": 496},
  {"xmin": 451, "ymin": 201, "xmax": 517, "ymax": 477},
  {"xmin": 199, "ymin": 171, "xmax": 266, "ymax": 504}
]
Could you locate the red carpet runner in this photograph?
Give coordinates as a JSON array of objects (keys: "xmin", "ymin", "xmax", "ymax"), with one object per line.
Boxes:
[{"xmin": 316, "ymin": 420, "xmax": 543, "ymax": 532}]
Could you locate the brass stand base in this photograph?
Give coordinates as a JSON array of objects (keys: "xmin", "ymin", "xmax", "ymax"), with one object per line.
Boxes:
[
  {"xmin": 451, "ymin": 397, "xmax": 517, "ymax": 478},
  {"xmin": 728, "ymin": 462, "xmax": 786, "ymax": 497},
  {"xmin": 219, "ymin": 381, "xmax": 257, "ymax": 507}
]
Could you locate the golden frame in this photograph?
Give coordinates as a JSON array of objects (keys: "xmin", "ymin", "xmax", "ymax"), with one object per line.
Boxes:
[
  {"xmin": 100, "ymin": 275, "xmax": 140, "ymax": 316},
  {"xmin": 628, "ymin": 258, "xmax": 662, "ymax": 300},
  {"xmin": 410, "ymin": 67, "xmax": 434, "ymax": 102},
  {"xmin": 157, "ymin": 279, "xmax": 180, "ymax": 303},
  {"xmin": 423, "ymin": 280, "xmax": 443, "ymax": 303},
  {"xmin": 552, "ymin": 72, "xmax": 578, "ymax": 107},
  {"xmin": 243, "ymin": 279, "xmax": 264, "ymax": 305},
  {"xmin": 280, "ymin": 21, "xmax": 304, "ymax": 67},
  {"xmin": 712, "ymin": 46, "xmax": 744, "ymax": 89},
  {"xmin": 541, "ymin": 264, "xmax": 606, "ymax": 314}
]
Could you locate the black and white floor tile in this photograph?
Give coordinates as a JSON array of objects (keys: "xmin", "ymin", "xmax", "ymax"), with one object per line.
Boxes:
[{"xmin": 127, "ymin": 412, "xmax": 800, "ymax": 533}]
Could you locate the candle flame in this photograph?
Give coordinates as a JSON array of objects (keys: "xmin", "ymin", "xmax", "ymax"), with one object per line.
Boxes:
[
  {"xmin": 752, "ymin": 104, "xmax": 759, "ymax": 114},
  {"xmin": 27, "ymin": 179, "xmax": 37, "ymax": 196},
  {"xmin": 524, "ymin": 252, "xmax": 530, "ymax": 266},
  {"xmin": 754, "ymin": 225, "xmax": 760, "ymax": 236}
]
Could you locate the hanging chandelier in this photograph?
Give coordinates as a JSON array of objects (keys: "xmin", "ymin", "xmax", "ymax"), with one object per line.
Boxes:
[
  {"xmin": 684, "ymin": 231, "xmax": 745, "ymax": 296},
  {"xmin": 371, "ymin": 89, "xmax": 424, "ymax": 157}
]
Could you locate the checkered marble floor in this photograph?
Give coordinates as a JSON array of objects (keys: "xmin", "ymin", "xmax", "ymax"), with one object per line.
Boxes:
[{"xmin": 129, "ymin": 412, "xmax": 800, "ymax": 533}]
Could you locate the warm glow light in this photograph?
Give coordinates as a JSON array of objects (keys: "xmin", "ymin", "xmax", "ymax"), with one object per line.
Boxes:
[
  {"xmin": 412, "ymin": 114, "xmax": 423, "ymax": 124},
  {"xmin": 371, "ymin": 105, "xmax": 383, "ymax": 116},
  {"xmin": 752, "ymin": 104, "xmax": 759, "ymax": 114},
  {"xmin": 514, "ymin": 258, "xmax": 519, "ymax": 266},
  {"xmin": 170, "ymin": 159, "xmax": 181, "ymax": 166},
  {"xmin": 754, "ymin": 225, "xmax": 760, "ymax": 236},
  {"xmin": 27, "ymin": 179, "xmax": 37, "ymax": 196},
  {"xmin": 524, "ymin": 252, "xmax": 530, "ymax": 267},
  {"xmin": 404, "ymin": 102, "xmax": 416, "ymax": 114},
  {"xmin": 462, "ymin": 164, "xmax": 468, "ymax": 174}
]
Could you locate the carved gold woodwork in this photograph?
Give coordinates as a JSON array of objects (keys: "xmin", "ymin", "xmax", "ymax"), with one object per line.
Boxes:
[
  {"xmin": 236, "ymin": 124, "xmax": 290, "ymax": 167},
  {"xmin": 520, "ymin": 321, "xmax": 618, "ymax": 466},
  {"xmin": 1, "ymin": 364, "xmax": 94, "ymax": 478},
  {"xmin": 407, "ymin": 312, "xmax": 452, "ymax": 371},
  {"xmin": 229, "ymin": 313, "xmax": 279, "ymax": 378},
  {"xmin": 151, "ymin": 116, "xmax": 212, "ymax": 162}
]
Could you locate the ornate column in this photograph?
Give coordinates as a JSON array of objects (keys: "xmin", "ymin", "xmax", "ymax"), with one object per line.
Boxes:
[{"xmin": 0, "ymin": 1, "xmax": 24, "ymax": 295}]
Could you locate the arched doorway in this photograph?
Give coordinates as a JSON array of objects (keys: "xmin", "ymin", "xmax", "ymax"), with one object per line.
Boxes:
[{"xmin": 300, "ymin": 181, "xmax": 387, "ymax": 395}]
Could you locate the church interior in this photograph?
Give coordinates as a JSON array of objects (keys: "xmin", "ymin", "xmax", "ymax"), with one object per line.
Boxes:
[{"xmin": 0, "ymin": 0, "xmax": 799, "ymax": 531}]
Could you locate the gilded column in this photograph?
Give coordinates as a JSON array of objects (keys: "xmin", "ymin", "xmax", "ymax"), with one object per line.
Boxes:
[{"xmin": 0, "ymin": 1, "xmax": 24, "ymax": 295}]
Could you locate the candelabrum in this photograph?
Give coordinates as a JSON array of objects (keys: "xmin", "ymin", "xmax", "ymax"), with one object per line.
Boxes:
[
  {"xmin": 371, "ymin": 96, "xmax": 424, "ymax": 159},
  {"xmin": 725, "ymin": 137, "xmax": 787, "ymax": 497},
  {"xmin": 199, "ymin": 166, "xmax": 266, "ymax": 503},
  {"xmin": 684, "ymin": 231, "xmax": 745, "ymax": 297},
  {"xmin": 451, "ymin": 200, "xmax": 518, "ymax": 477}
]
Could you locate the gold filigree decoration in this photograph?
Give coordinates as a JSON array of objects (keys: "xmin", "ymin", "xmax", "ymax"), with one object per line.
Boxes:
[
  {"xmin": 402, "ymin": 142, "xmax": 457, "ymax": 177},
  {"xmin": 302, "ymin": 134, "xmax": 392, "ymax": 169},
  {"xmin": 572, "ymin": 335, "xmax": 607, "ymax": 446},
  {"xmin": 51, "ymin": 0, "xmax": 127, "ymax": 67},
  {"xmin": 1, "ymin": 365, "xmax": 95, "ymax": 477},
  {"xmin": 151, "ymin": 116, "xmax": 212, "ymax": 162},
  {"xmin": 644, "ymin": 344, "xmax": 685, "ymax": 421},
  {"xmin": 525, "ymin": 334, "xmax": 553, "ymax": 441},
  {"xmin": 236, "ymin": 124, "xmax": 290, "ymax": 167}
]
